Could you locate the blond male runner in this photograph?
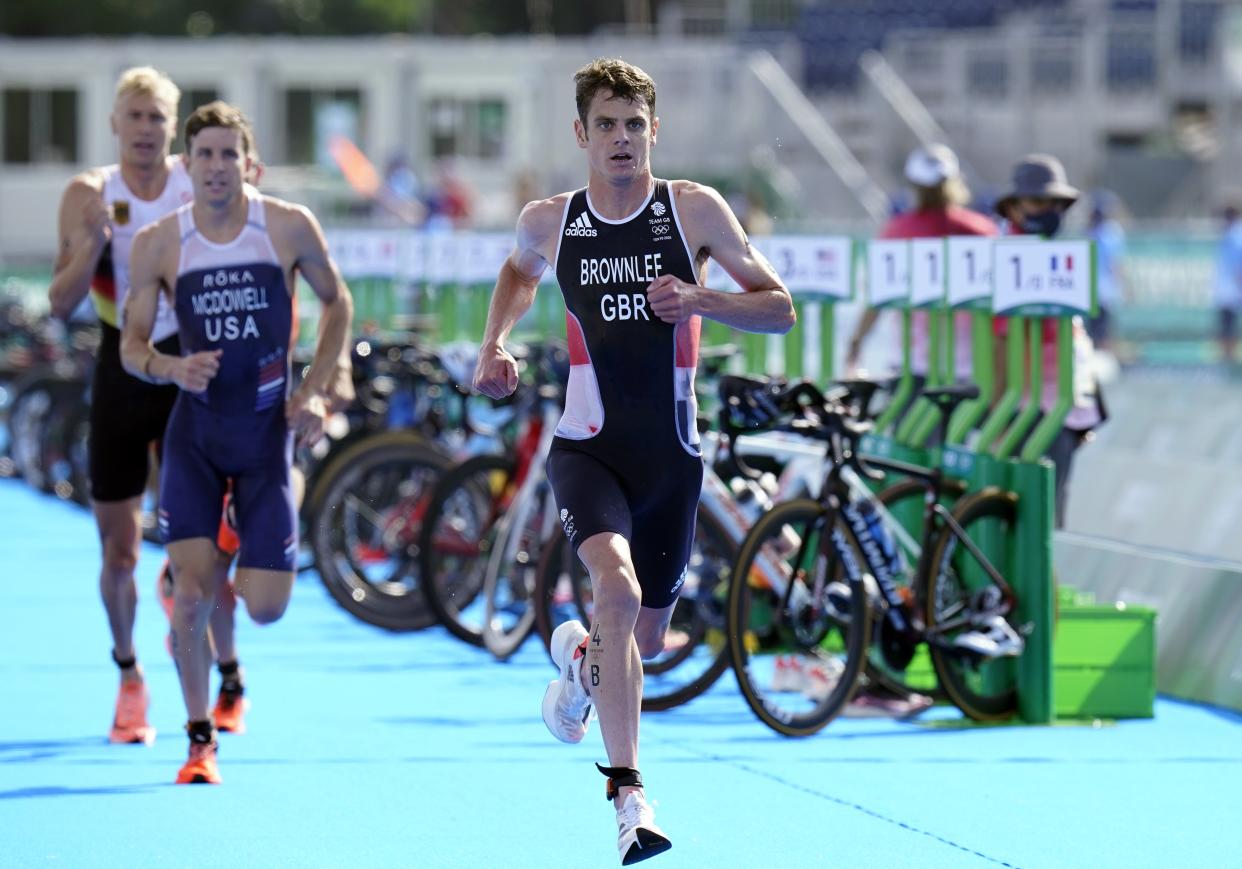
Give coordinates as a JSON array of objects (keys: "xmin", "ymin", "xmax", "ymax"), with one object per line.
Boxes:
[
  {"xmin": 47, "ymin": 67, "xmax": 195, "ymax": 745},
  {"xmin": 473, "ymin": 58, "xmax": 794, "ymax": 864}
]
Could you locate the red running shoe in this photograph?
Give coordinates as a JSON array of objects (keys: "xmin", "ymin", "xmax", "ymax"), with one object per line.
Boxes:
[
  {"xmin": 175, "ymin": 738, "xmax": 222, "ymax": 785},
  {"xmin": 108, "ymin": 681, "xmax": 155, "ymax": 745}
]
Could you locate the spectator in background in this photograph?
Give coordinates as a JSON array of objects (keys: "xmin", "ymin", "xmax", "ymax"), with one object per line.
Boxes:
[
  {"xmin": 377, "ymin": 154, "xmax": 426, "ymax": 226},
  {"xmin": 425, "ymin": 158, "xmax": 475, "ymax": 230},
  {"xmin": 1213, "ymin": 205, "xmax": 1242, "ymax": 364},
  {"xmin": 994, "ymin": 154, "xmax": 1105, "ymax": 529},
  {"xmin": 1087, "ymin": 190, "xmax": 1128, "ymax": 355},
  {"xmin": 846, "ymin": 143, "xmax": 997, "ymax": 384}
]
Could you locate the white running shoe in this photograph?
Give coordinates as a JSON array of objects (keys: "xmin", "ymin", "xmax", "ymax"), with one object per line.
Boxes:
[
  {"xmin": 542, "ymin": 620, "xmax": 594, "ymax": 744},
  {"xmin": 616, "ymin": 791, "xmax": 672, "ymax": 865}
]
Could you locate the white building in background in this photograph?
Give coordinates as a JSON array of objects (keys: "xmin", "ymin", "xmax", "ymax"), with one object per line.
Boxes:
[
  {"xmin": 1, "ymin": 1, "xmax": 1238, "ymax": 261},
  {"xmin": 0, "ymin": 36, "xmax": 833, "ymax": 261}
]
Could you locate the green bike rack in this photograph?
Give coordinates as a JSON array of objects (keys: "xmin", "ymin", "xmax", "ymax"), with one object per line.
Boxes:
[
  {"xmin": 974, "ymin": 315, "xmax": 1026, "ymax": 453},
  {"xmin": 994, "ymin": 318, "xmax": 1045, "ymax": 459},
  {"xmin": 874, "ymin": 309, "xmax": 915, "ymax": 434},
  {"xmin": 901, "ymin": 307, "xmax": 955, "ymax": 445},
  {"xmin": 946, "ymin": 312, "xmax": 995, "ymax": 444}
]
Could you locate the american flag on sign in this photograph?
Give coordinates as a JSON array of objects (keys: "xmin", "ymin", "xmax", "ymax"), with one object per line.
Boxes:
[{"xmin": 255, "ymin": 350, "xmax": 286, "ymax": 412}]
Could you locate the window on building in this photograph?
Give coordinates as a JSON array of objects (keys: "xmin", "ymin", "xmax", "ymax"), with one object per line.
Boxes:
[
  {"xmin": 1179, "ymin": 1, "xmax": 1220, "ymax": 65},
  {"xmin": 1031, "ymin": 52, "xmax": 1075, "ymax": 94},
  {"xmin": 282, "ymin": 87, "xmax": 364, "ymax": 165},
  {"xmin": 173, "ymin": 87, "xmax": 219, "ymax": 154},
  {"xmin": 967, "ymin": 54, "xmax": 1008, "ymax": 99},
  {"xmin": 3, "ymin": 88, "xmax": 78, "ymax": 164},
  {"xmin": 1107, "ymin": 26, "xmax": 1157, "ymax": 90},
  {"xmin": 428, "ymin": 97, "xmax": 507, "ymax": 160}
]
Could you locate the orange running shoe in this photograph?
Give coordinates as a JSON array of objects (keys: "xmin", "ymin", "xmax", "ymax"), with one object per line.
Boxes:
[
  {"xmin": 175, "ymin": 738, "xmax": 222, "ymax": 784},
  {"xmin": 108, "ymin": 681, "xmax": 155, "ymax": 745},
  {"xmin": 212, "ymin": 687, "xmax": 248, "ymax": 734}
]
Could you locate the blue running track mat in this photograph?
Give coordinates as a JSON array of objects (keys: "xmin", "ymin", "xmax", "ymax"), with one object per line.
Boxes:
[{"xmin": 1, "ymin": 479, "xmax": 1238, "ymax": 868}]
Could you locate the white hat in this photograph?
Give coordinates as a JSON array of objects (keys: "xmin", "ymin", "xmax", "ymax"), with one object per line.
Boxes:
[{"xmin": 904, "ymin": 143, "xmax": 960, "ymax": 187}]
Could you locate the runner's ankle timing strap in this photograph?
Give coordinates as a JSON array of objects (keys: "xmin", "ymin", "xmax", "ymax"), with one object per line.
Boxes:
[
  {"xmin": 596, "ymin": 763, "xmax": 642, "ymax": 801},
  {"xmin": 186, "ymin": 720, "xmax": 216, "ymax": 745},
  {"xmin": 218, "ymin": 660, "xmax": 244, "ymax": 695},
  {"xmin": 111, "ymin": 650, "xmax": 137, "ymax": 671}
]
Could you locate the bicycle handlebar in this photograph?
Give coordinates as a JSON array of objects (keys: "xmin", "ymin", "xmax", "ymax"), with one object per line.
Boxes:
[{"xmin": 717, "ymin": 375, "xmax": 884, "ymax": 483}]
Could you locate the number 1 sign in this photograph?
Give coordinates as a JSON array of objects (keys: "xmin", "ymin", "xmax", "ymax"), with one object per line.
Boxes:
[
  {"xmin": 866, "ymin": 239, "xmax": 911, "ymax": 308},
  {"xmin": 992, "ymin": 239, "xmax": 1094, "ymax": 316}
]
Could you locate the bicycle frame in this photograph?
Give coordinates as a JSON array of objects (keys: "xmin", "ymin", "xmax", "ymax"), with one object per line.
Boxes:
[
  {"xmin": 828, "ymin": 451, "xmax": 1017, "ymax": 644},
  {"xmin": 699, "ymin": 429, "xmax": 827, "ymax": 593},
  {"xmin": 484, "ymin": 396, "xmax": 562, "ymax": 589}
]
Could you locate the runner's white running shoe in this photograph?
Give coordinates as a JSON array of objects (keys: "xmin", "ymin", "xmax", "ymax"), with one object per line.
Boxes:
[
  {"xmin": 616, "ymin": 791, "xmax": 672, "ymax": 865},
  {"xmin": 542, "ymin": 620, "xmax": 594, "ymax": 744}
]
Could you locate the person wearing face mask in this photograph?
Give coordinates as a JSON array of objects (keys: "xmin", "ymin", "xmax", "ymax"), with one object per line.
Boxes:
[{"xmin": 993, "ymin": 154, "xmax": 1105, "ymax": 528}]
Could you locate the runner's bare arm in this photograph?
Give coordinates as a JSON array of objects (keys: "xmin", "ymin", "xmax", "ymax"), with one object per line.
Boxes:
[
  {"xmin": 121, "ymin": 220, "xmax": 220, "ymax": 391},
  {"xmin": 473, "ymin": 196, "xmax": 563, "ymax": 399},
  {"xmin": 276, "ymin": 202, "xmax": 353, "ymax": 445},
  {"xmin": 281, "ymin": 203, "xmax": 354, "ymax": 398},
  {"xmin": 647, "ymin": 182, "xmax": 794, "ymax": 334},
  {"xmin": 48, "ymin": 174, "xmax": 110, "ymax": 320}
]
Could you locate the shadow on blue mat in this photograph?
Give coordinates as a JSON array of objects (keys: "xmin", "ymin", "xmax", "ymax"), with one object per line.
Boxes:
[{"xmin": 0, "ymin": 784, "xmax": 158, "ymax": 800}]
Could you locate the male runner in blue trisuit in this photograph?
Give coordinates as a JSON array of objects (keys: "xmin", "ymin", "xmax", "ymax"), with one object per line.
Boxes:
[{"xmin": 122, "ymin": 101, "xmax": 353, "ymax": 784}]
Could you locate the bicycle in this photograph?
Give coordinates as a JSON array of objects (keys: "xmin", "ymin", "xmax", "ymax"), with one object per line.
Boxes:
[
  {"xmin": 725, "ymin": 377, "xmax": 1025, "ymax": 736},
  {"xmin": 528, "ymin": 372, "xmax": 826, "ymax": 712},
  {"xmin": 416, "ymin": 341, "xmax": 568, "ymax": 655}
]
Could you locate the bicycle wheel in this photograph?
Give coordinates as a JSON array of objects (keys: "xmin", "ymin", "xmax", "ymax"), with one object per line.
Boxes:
[
  {"xmin": 924, "ymin": 487, "xmax": 1020, "ymax": 721},
  {"xmin": 726, "ymin": 498, "xmax": 870, "ymax": 737},
  {"xmin": 479, "ymin": 479, "xmax": 554, "ymax": 660},
  {"xmin": 309, "ymin": 431, "xmax": 452, "ymax": 630},
  {"xmin": 418, "ymin": 453, "xmax": 517, "ymax": 647},
  {"xmin": 532, "ymin": 507, "xmax": 737, "ymax": 712}
]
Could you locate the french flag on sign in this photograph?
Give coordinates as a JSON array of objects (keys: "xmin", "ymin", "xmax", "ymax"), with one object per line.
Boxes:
[{"xmin": 1050, "ymin": 255, "xmax": 1075, "ymax": 272}]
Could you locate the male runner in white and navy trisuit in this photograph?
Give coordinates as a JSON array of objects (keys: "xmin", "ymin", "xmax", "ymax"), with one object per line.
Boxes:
[
  {"xmin": 47, "ymin": 67, "xmax": 193, "ymax": 745},
  {"xmin": 473, "ymin": 57, "xmax": 795, "ymax": 865},
  {"xmin": 122, "ymin": 101, "xmax": 353, "ymax": 784}
]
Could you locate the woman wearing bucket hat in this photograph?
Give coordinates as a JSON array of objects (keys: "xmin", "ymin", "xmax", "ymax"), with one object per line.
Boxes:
[
  {"xmin": 994, "ymin": 153, "xmax": 1080, "ymax": 236},
  {"xmin": 993, "ymin": 153, "xmax": 1104, "ymax": 529}
]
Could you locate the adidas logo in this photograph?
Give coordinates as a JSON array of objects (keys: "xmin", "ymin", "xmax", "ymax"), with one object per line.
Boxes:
[{"xmin": 564, "ymin": 211, "xmax": 598, "ymax": 237}]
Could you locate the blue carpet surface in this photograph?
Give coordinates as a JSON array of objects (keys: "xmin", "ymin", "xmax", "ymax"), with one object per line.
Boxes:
[{"xmin": 1, "ymin": 480, "xmax": 1237, "ymax": 868}]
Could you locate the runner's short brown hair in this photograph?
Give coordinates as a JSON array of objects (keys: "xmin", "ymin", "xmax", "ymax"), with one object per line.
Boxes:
[
  {"xmin": 184, "ymin": 100, "xmax": 255, "ymax": 159},
  {"xmin": 574, "ymin": 58, "xmax": 656, "ymax": 126}
]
